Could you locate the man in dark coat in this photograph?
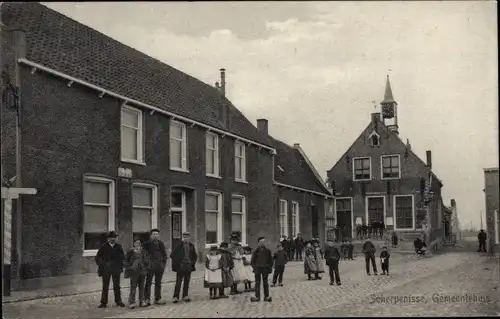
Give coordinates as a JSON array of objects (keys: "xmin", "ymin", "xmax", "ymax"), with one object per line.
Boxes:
[
  {"xmin": 143, "ymin": 228, "xmax": 168, "ymax": 306},
  {"xmin": 324, "ymin": 238, "xmax": 341, "ymax": 285},
  {"xmin": 362, "ymin": 237, "xmax": 378, "ymax": 276},
  {"xmin": 250, "ymin": 236, "xmax": 273, "ymax": 302},
  {"xmin": 295, "ymin": 234, "xmax": 305, "ymax": 261},
  {"xmin": 95, "ymin": 231, "xmax": 126, "ymax": 308},
  {"xmin": 170, "ymin": 232, "xmax": 197, "ymax": 303},
  {"xmin": 477, "ymin": 230, "xmax": 487, "ymax": 252},
  {"xmin": 287, "ymin": 237, "xmax": 296, "ymax": 261}
]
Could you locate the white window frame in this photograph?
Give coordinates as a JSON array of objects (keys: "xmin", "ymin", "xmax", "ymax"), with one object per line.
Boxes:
[
  {"xmin": 234, "ymin": 141, "xmax": 247, "ymax": 183},
  {"xmin": 291, "ymin": 201, "xmax": 300, "ymax": 237},
  {"xmin": 205, "ymin": 191, "xmax": 223, "ymax": 248},
  {"xmin": 231, "ymin": 195, "xmax": 247, "ymax": 245},
  {"xmin": 334, "ymin": 197, "xmax": 354, "ymax": 238},
  {"xmin": 206, "ymin": 132, "xmax": 220, "ymax": 178},
  {"xmin": 170, "ymin": 120, "xmax": 188, "ymax": 172},
  {"xmin": 365, "ymin": 195, "xmax": 386, "ymax": 227},
  {"xmin": 82, "ymin": 176, "xmax": 116, "ymax": 257},
  {"xmin": 352, "ymin": 157, "xmax": 372, "ymax": 181},
  {"xmin": 495, "ymin": 210, "xmax": 499, "ymax": 245},
  {"xmin": 393, "ymin": 194, "xmax": 416, "ymax": 231},
  {"xmin": 120, "ymin": 105, "xmax": 144, "ymax": 164},
  {"xmin": 132, "ymin": 183, "xmax": 158, "ymax": 238},
  {"xmin": 170, "ymin": 189, "xmax": 187, "ymax": 236},
  {"xmin": 381, "ymin": 154, "xmax": 401, "ymax": 180},
  {"xmin": 279, "ymin": 199, "xmax": 289, "ymax": 237}
]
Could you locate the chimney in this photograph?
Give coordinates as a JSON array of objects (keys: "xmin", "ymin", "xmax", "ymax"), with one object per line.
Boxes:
[
  {"xmin": 406, "ymin": 139, "xmax": 411, "ymax": 151},
  {"xmin": 256, "ymin": 119, "xmax": 268, "ymax": 135},
  {"xmin": 371, "ymin": 112, "xmax": 381, "ymax": 123},
  {"xmin": 293, "ymin": 143, "xmax": 300, "ymax": 148},
  {"xmin": 426, "ymin": 150, "xmax": 432, "ymax": 168},
  {"xmin": 220, "ymin": 68, "xmax": 226, "ymax": 96},
  {"xmin": 451, "ymin": 199, "xmax": 456, "ymax": 208}
]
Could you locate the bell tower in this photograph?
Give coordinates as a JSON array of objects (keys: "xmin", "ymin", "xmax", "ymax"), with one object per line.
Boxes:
[{"xmin": 380, "ymin": 75, "xmax": 399, "ymax": 135}]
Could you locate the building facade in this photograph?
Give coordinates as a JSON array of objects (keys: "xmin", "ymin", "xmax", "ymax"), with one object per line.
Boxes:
[
  {"xmin": 483, "ymin": 168, "xmax": 499, "ymax": 252},
  {"xmin": 0, "ymin": 3, "xmax": 330, "ymax": 281},
  {"xmin": 326, "ymin": 76, "xmax": 445, "ymax": 248}
]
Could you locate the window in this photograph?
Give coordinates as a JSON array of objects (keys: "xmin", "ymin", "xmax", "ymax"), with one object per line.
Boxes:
[
  {"xmin": 353, "ymin": 157, "xmax": 371, "ymax": 181},
  {"xmin": 394, "ymin": 195, "xmax": 414, "ymax": 230},
  {"xmin": 235, "ymin": 141, "xmax": 246, "ymax": 182},
  {"xmin": 205, "ymin": 192, "xmax": 222, "ymax": 246},
  {"xmin": 291, "ymin": 201, "xmax": 300, "ymax": 237},
  {"xmin": 367, "ymin": 197, "xmax": 384, "ymax": 225},
  {"xmin": 381, "ymin": 155, "xmax": 400, "ymax": 179},
  {"xmin": 231, "ymin": 196, "xmax": 246, "ymax": 244},
  {"xmin": 132, "ymin": 184, "xmax": 158, "ymax": 243},
  {"xmin": 369, "ymin": 132, "xmax": 380, "ymax": 147},
  {"xmin": 83, "ymin": 177, "xmax": 115, "ymax": 255},
  {"xmin": 170, "ymin": 120, "xmax": 187, "ymax": 171},
  {"xmin": 206, "ymin": 133, "xmax": 220, "ymax": 177},
  {"xmin": 279, "ymin": 199, "xmax": 289, "ymax": 237},
  {"xmin": 121, "ymin": 106, "xmax": 143, "ymax": 163}
]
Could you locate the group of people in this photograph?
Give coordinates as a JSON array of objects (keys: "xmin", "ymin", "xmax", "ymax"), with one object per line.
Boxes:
[
  {"xmin": 94, "ymin": 230, "xmax": 397, "ymax": 310},
  {"xmin": 355, "ymin": 222, "xmax": 386, "ymax": 240},
  {"xmin": 94, "ymin": 229, "xmax": 197, "ymax": 309},
  {"xmin": 278, "ymin": 234, "xmax": 306, "ymax": 261}
]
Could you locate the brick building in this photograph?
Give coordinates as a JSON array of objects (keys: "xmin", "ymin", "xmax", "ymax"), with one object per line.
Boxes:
[
  {"xmin": 326, "ymin": 76, "xmax": 445, "ymax": 248},
  {"xmin": 483, "ymin": 168, "xmax": 499, "ymax": 252},
  {"xmin": 0, "ymin": 2, "xmax": 331, "ymax": 281}
]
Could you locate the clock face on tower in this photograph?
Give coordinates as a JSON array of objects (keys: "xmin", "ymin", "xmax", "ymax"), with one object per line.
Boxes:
[{"xmin": 382, "ymin": 104, "xmax": 395, "ymax": 119}]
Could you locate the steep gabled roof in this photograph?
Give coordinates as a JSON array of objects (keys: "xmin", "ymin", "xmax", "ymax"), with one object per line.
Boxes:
[
  {"xmin": 328, "ymin": 115, "xmax": 443, "ymax": 185},
  {"xmin": 1, "ymin": 2, "xmax": 273, "ymax": 147},
  {"xmin": 271, "ymin": 138, "xmax": 331, "ymax": 195}
]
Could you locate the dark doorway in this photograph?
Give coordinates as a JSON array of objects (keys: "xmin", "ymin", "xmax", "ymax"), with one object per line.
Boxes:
[
  {"xmin": 367, "ymin": 197, "xmax": 384, "ymax": 225},
  {"xmin": 336, "ymin": 198, "xmax": 352, "ymax": 240},
  {"xmin": 311, "ymin": 205, "xmax": 319, "ymax": 239}
]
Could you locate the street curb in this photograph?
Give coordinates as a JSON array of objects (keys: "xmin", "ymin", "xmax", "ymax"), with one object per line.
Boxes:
[{"xmin": 2, "ymin": 262, "xmax": 305, "ymax": 304}]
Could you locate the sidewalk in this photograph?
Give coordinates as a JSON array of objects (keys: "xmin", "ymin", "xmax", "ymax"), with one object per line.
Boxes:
[{"xmin": 1, "ymin": 261, "xmax": 305, "ymax": 304}]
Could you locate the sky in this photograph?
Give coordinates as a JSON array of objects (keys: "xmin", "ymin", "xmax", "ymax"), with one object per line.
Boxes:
[{"xmin": 44, "ymin": 1, "xmax": 498, "ymax": 230}]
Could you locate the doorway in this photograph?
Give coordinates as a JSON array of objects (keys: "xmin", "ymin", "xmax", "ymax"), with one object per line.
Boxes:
[
  {"xmin": 335, "ymin": 198, "xmax": 352, "ymax": 240},
  {"xmin": 170, "ymin": 189, "xmax": 186, "ymax": 249}
]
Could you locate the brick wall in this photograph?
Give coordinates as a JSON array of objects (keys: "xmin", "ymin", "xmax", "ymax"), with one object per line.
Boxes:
[{"xmin": 11, "ymin": 65, "xmax": 274, "ymax": 279}]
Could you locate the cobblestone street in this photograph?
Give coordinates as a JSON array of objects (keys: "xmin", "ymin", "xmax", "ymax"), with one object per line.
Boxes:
[{"xmin": 3, "ymin": 253, "xmax": 498, "ymax": 318}]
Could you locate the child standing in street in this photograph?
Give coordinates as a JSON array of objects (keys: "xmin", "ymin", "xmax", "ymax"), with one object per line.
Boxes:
[
  {"xmin": 218, "ymin": 242, "xmax": 234, "ymax": 298},
  {"xmin": 242, "ymin": 246, "xmax": 254, "ymax": 292},
  {"xmin": 204, "ymin": 246, "xmax": 223, "ymax": 299},
  {"xmin": 380, "ymin": 246, "xmax": 390, "ymax": 275},
  {"xmin": 124, "ymin": 237, "xmax": 151, "ymax": 309},
  {"xmin": 271, "ymin": 243, "xmax": 288, "ymax": 287}
]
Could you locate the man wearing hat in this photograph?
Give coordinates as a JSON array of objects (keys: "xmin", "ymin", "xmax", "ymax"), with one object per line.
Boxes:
[
  {"xmin": 324, "ymin": 237, "xmax": 341, "ymax": 286},
  {"xmin": 170, "ymin": 232, "xmax": 198, "ymax": 303},
  {"xmin": 250, "ymin": 236, "xmax": 273, "ymax": 302},
  {"xmin": 95, "ymin": 231, "xmax": 126, "ymax": 308}
]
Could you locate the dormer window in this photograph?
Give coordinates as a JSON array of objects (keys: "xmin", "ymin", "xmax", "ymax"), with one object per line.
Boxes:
[{"xmin": 369, "ymin": 131, "xmax": 380, "ymax": 147}]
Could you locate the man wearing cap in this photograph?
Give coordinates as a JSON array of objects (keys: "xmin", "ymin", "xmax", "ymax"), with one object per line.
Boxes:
[
  {"xmin": 170, "ymin": 232, "xmax": 198, "ymax": 303},
  {"xmin": 143, "ymin": 228, "xmax": 168, "ymax": 306},
  {"xmin": 95, "ymin": 231, "xmax": 126, "ymax": 308},
  {"xmin": 250, "ymin": 236, "xmax": 273, "ymax": 302},
  {"xmin": 324, "ymin": 237, "xmax": 341, "ymax": 286}
]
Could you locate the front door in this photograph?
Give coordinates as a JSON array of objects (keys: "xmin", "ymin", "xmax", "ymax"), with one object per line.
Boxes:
[
  {"xmin": 311, "ymin": 205, "xmax": 319, "ymax": 239},
  {"xmin": 171, "ymin": 190, "xmax": 185, "ymax": 249},
  {"xmin": 336, "ymin": 198, "xmax": 352, "ymax": 240}
]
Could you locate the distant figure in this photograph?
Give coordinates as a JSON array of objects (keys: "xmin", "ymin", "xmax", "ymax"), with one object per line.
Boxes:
[
  {"xmin": 413, "ymin": 237, "xmax": 427, "ymax": 255},
  {"xmin": 362, "ymin": 224, "xmax": 368, "ymax": 239},
  {"xmin": 295, "ymin": 234, "xmax": 305, "ymax": 261},
  {"xmin": 391, "ymin": 231, "xmax": 399, "ymax": 248},
  {"xmin": 347, "ymin": 240, "xmax": 354, "ymax": 260},
  {"xmin": 356, "ymin": 225, "xmax": 362, "ymax": 240},
  {"xmin": 379, "ymin": 222, "xmax": 385, "ymax": 239},
  {"xmin": 371, "ymin": 222, "xmax": 378, "ymax": 239},
  {"xmin": 334, "ymin": 226, "xmax": 341, "ymax": 242},
  {"xmin": 477, "ymin": 230, "xmax": 487, "ymax": 252},
  {"xmin": 362, "ymin": 237, "xmax": 378, "ymax": 276},
  {"xmin": 340, "ymin": 241, "xmax": 348, "ymax": 260}
]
